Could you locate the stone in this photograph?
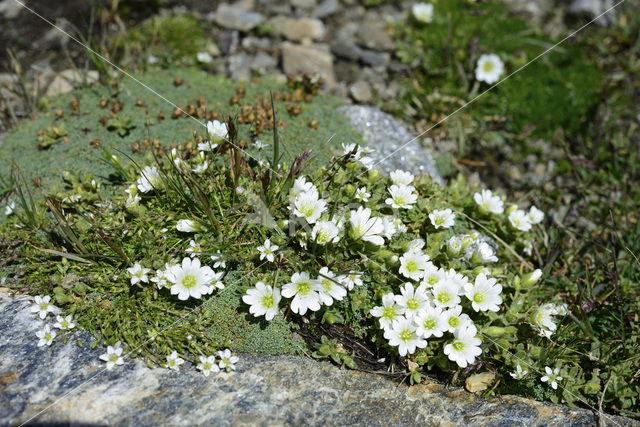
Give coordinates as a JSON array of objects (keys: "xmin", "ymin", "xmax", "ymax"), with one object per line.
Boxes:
[
  {"xmin": 331, "ymin": 37, "xmax": 363, "ymax": 61},
  {"xmin": 291, "ymin": 0, "xmax": 316, "ymax": 9},
  {"xmin": 337, "ymin": 105, "xmax": 445, "ymax": 185},
  {"xmin": 45, "ymin": 76, "xmax": 74, "ymax": 98},
  {"xmin": 568, "ymin": 0, "xmax": 614, "ymax": 26},
  {"xmin": 213, "ymin": 3, "xmax": 264, "ymax": 32},
  {"xmin": 313, "ymin": 0, "xmax": 339, "ymax": 18},
  {"xmin": 59, "ymin": 69, "xmax": 99, "ymax": 85},
  {"xmin": 0, "ymin": 0, "xmax": 22, "ymax": 19},
  {"xmin": 281, "ymin": 42, "xmax": 336, "ymax": 88},
  {"xmin": 356, "ymin": 19, "xmax": 396, "ymax": 51},
  {"xmin": 1, "ymin": 293, "xmax": 631, "ymax": 426},
  {"xmin": 349, "ymin": 80, "xmax": 373, "ymax": 103},
  {"xmin": 465, "ymin": 371, "xmax": 496, "ymax": 393},
  {"xmin": 360, "ymin": 50, "xmax": 389, "ymax": 67},
  {"xmin": 270, "ymin": 16, "xmax": 326, "ymax": 42},
  {"xmin": 251, "ymin": 52, "xmax": 278, "ymax": 75},
  {"xmin": 227, "ymin": 53, "xmax": 252, "ymax": 82}
]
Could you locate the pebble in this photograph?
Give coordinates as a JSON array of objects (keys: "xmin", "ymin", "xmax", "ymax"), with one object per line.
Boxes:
[
  {"xmin": 251, "ymin": 52, "xmax": 278, "ymax": 75},
  {"xmin": 213, "ymin": 3, "xmax": 264, "ymax": 32},
  {"xmin": 281, "ymin": 42, "xmax": 336, "ymax": 88},
  {"xmin": 270, "ymin": 16, "xmax": 326, "ymax": 42},
  {"xmin": 228, "ymin": 53, "xmax": 252, "ymax": 82},
  {"xmin": 350, "ymin": 80, "xmax": 373, "ymax": 103},
  {"xmin": 0, "ymin": 0, "xmax": 22, "ymax": 19},
  {"xmin": 313, "ymin": 0, "xmax": 339, "ymax": 18}
]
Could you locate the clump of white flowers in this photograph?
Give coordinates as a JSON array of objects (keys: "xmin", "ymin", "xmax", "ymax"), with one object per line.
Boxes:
[{"xmin": 412, "ymin": 2, "xmax": 434, "ymax": 23}]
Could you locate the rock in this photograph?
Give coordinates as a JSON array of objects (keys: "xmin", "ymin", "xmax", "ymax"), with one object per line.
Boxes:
[
  {"xmin": 213, "ymin": 3, "xmax": 264, "ymax": 32},
  {"xmin": 338, "ymin": 105, "xmax": 445, "ymax": 185},
  {"xmin": 360, "ymin": 50, "xmax": 389, "ymax": 67},
  {"xmin": 270, "ymin": 16, "xmax": 326, "ymax": 42},
  {"xmin": 228, "ymin": 53, "xmax": 251, "ymax": 82},
  {"xmin": 1, "ymin": 293, "xmax": 630, "ymax": 426},
  {"xmin": 281, "ymin": 42, "xmax": 336, "ymax": 88},
  {"xmin": 356, "ymin": 19, "xmax": 396, "ymax": 51},
  {"xmin": 251, "ymin": 52, "xmax": 278, "ymax": 75},
  {"xmin": 218, "ymin": 30, "xmax": 240, "ymax": 55},
  {"xmin": 502, "ymin": 0, "xmax": 553, "ymax": 23},
  {"xmin": 291, "ymin": 0, "xmax": 316, "ymax": 9},
  {"xmin": 45, "ymin": 75, "xmax": 74, "ymax": 98},
  {"xmin": 313, "ymin": 0, "xmax": 339, "ymax": 18},
  {"xmin": 568, "ymin": 0, "xmax": 614, "ymax": 26},
  {"xmin": 465, "ymin": 372, "xmax": 496, "ymax": 393},
  {"xmin": 349, "ymin": 80, "xmax": 373, "ymax": 103},
  {"xmin": 0, "ymin": 0, "xmax": 22, "ymax": 18},
  {"xmin": 331, "ymin": 37, "xmax": 363, "ymax": 61},
  {"xmin": 59, "ymin": 69, "xmax": 99, "ymax": 85}
]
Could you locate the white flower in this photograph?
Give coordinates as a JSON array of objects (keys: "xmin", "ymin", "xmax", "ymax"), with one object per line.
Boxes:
[
  {"xmin": 53, "ymin": 315, "xmax": 75, "ymax": 330},
  {"xmin": 385, "ymin": 184, "xmax": 418, "ymax": 210},
  {"xmin": 4, "ymin": 200, "xmax": 15, "ymax": 216},
  {"xmin": 136, "ymin": 166, "xmax": 161, "ymax": 193},
  {"xmin": 523, "ymin": 240, "xmax": 533, "ymax": 256},
  {"xmin": 510, "ymin": 364, "xmax": 529, "ymax": 380},
  {"xmin": 127, "ymin": 262, "xmax": 151, "ymax": 285},
  {"xmin": 407, "ymin": 239, "xmax": 425, "ymax": 252},
  {"xmin": 125, "ymin": 194, "xmax": 141, "ymax": 209},
  {"xmin": 151, "ymin": 269, "xmax": 169, "ymax": 290},
  {"xmin": 311, "ymin": 221, "xmax": 340, "ymax": 245},
  {"xmin": 531, "ymin": 303, "xmax": 559, "ymax": 338},
  {"xmin": 198, "ymin": 141, "xmax": 218, "ymax": 152},
  {"xmin": 36, "ymin": 325, "xmax": 56, "ymax": 347},
  {"xmin": 293, "ymin": 190, "xmax": 327, "ymax": 224},
  {"xmin": 394, "ymin": 217, "xmax": 408, "ymax": 234},
  {"xmin": 541, "ymin": 366, "xmax": 563, "ymax": 390},
  {"xmin": 290, "ymin": 176, "xmax": 314, "ymax": 199},
  {"xmin": 395, "ymin": 283, "xmax": 430, "ymax": 319},
  {"xmin": 209, "ymin": 270, "xmax": 225, "ymax": 291},
  {"xmin": 414, "ymin": 304, "xmax": 447, "ymax": 338},
  {"xmin": 207, "ymin": 120, "xmax": 228, "ymax": 142},
  {"xmin": 192, "ymin": 160, "xmax": 209, "ymax": 174},
  {"xmin": 552, "ymin": 303, "xmax": 568, "ymax": 316},
  {"xmin": 281, "ymin": 272, "xmax": 324, "ymax": 315},
  {"xmin": 442, "ymin": 305, "xmax": 473, "ymax": 332},
  {"xmin": 380, "ymin": 216, "xmax": 398, "ymax": 239},
  {"xmin": 254, "ymin": 140, "xmax": 268, "ymax": 150},
  {"xmin": 443, "ymin": 268, "xmax": 470, "ymax": 293},
  {"xmin": 399, "ymin": 251, "xmax": 430, "ymax": 281},
  {"xmin": 354, "ymin": 186, "xmax": 371, "ymax": 202},
  {"xmin": 166, "ymin": 257, "xmax": 217, "ymax": 300},
  {"xmin": 370, "ymin": 293, "xmax": 406, "ymax": 330},
  {"xmin": 508, "ymin": 209, "xmax": 532, "ymax": 232},
  {"xmin": 185, "ymin": 239, "xmax": 202, "ymax": 257},
  {"xmin": 350, "ymin": 206, "xmax": 385, "ymax": 246},
  {"xmin": 165, "ymin": 351, "xmax": 185, "ymax": 371},
  {"xmin": 384, "ymin": 317, "xmax": 427, "ymax": 356},
  {"xmin": 31, "ymin": 295, "xmax": 58, "ymax": 320},
  {"xmin": 447, "ymin": 236, "xmax": 463, "ymax": 257},
  {"xmin": 210, "ymin": 251, "xmax": 226, "ymax": 269},
  {"xmin": 197, "ymin": 51, "xmax": 213, "ymax": 63},
  {"xmin": 469, "ymin": 241, "xmax": 499, "ymax": 264},
  {"xmin": 390, "ymin": 169, "xmax": 415, "ymax": 186},
  {"xmin": 522, "ymin": 268, "xmax": 543, "ymax": 287},
  {"xmin": 99, "ymin": 341, "xmax": 124, "ymax": 370},
  {"xmin": 431, "ymin": 280, "xmax": 461, "ymax": 308},
  {"xmin": 217, "ymin": 349, "xmax": 239, "ymax": 371},
  {"xmin": 257, "ymin": 238, "xmax": 279, "ymax": 262},
  {"xmin": 317, "ymin": 267, "xmax": 347, "ymax": 306},
  {"xmin": 341, "ymin": 272, "xmax": 363, "ymax": 291},
  {"xmin": 342, "ymin": 143, "xmax": 375, "ymax": 169},
  {"xmin": 474, "ymin": 189, "xmax": 504, "ymax": 214},
  {"xmin": 528, "ymin": 206, "xmax": 544, "ymax": 224},
  {"xmin": 176, "ymin": 219, "xmax": 199, "ymax": 233},
  {"xmin": 475, "ymin": 53, "xmax": 504, "ymax": 84},
  {"xmin": 429, "ymin": 208, "xmax": 455, "ymax": 229},
  {"xmin": 444, "ymin": 324, "xmax": 483, "ymax": 368},
  {"xmin": 242, "ymin": 281, "xmax": 281, "ymax": 321},
  {"xmin": 421, "ymin": 264, "xmax": 445, "ymax": 288},
  {"xmin": 412, "ymin": 2, "xmax": 434, "ymax": 23},
  {"xmin": 197, "ymin": 355, "xmax": 220, "ymax": 376},
  {"xmin": 464, "ymin": 273, "xmax": 502, "ymax": 312}
]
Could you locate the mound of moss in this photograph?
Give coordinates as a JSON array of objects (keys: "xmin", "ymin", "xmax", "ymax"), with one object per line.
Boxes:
[{"xmin": 0, "ymin": 68, "xmax": 362, "ymax": 199}]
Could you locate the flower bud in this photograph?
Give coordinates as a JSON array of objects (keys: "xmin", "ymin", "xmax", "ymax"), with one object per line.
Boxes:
[
  {"xmin": 343, "ymin": 184, "xmax": 355, "ymax": 196},
  {"xmin": 367, "ymin": 168, "xmax": 380, "ymax": 183},
  {"xmin": 484, "ymin": 326, "xmax": 507, "ymax": 337},
  {"xmin": 447, "ymin": 236, "xmax": 462, "ymax": 257},
  {"xmin": 521, "ymin": 268, "xmax": 542, "ymax": 287},
  {"xmin": 176, "ymin": 219, "xmax": 200, "ymax": 233},
  {"xmin": 506, "ymin": 204, "xmax": 518, "ymax": 215}
]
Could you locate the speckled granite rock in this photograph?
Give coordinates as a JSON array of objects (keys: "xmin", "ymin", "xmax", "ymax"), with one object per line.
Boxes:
[
  {"xmin": 338, "ymin": 105, "xmax": 445, "ymax": 186},
  {"xmin": 1, "ymin": 292, "xmax": 632, "ymax": 426}
]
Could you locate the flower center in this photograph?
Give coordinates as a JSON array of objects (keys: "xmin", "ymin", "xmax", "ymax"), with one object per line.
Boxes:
[
  {"xmin": 437, "ymin": 291, "xmax": 450, "ymax": 305},
  {"xmin": 473, "ymin": 292, "xmax": 485, "ymax": 303},
  {"xmin": 317, "ymin": 230, "xmax": 329, "ymax": 243},
  {"xmin": 45, "ymin": 333, "xmax": 52, "ymax": 340},
  {"xmin": 426, "ymin": 275, "xmax": 438, "ymax": 285},
  {"xmin": 382, "ymin": 306, "xmax": 397, "ymax": 320},
  {"xmin": 435, "ymin": 216, "xmax": 444, "ymax": 225},
  {"xmin": 394, "ymin": 195, "xmax": 406, "ymax": 206},
  {"xmin": 40, "ymin": 303, "xmax": 48, "ymax": 310},
  {"xmin": 483, "ymin": 62, "xmax": 494, "ymax": 72},
  {"xmin": 354, "ymin": 225, "xmax": 365, "ymax": 237},
  {"xmin": 322, "ymin": 279, "xmax": 332, "ymax": 291},
  {"xmin": 300, "ymin": 205, "xmax": 315, "ymax": 218},
  {"xmin": 261, "ymin": 294, "xmax": 275, "ymax": 309},
  {"xmin": 181, "ymin": 274, "xmax": 197, "ymax": 289},
  {"xmin": 203, "ymin": 362, "xmax": 211, "ymax": 370},
  {"xmin": 423, "ymin": 318, "xmax": 436, "ymax": 330},
  {"xmin": 406, "ymin": 260, "xmax": 418, "ymax": 273},
  {"xmin": 399, "ymin": 329, "xmax": 414, "ymax": 342},
  {"xmin": 109, "ymin": 354, "xmax": 118, "ymax": 362},
  {"xmin": 483, "ymin": 201, "xmax": 491, "ymax": 210},
  {"xmin": 296, "ymin": 281, "xmax": 311, "ymax": 296},
  {"xmin": 406, "ymin": 297, "xmax": 419, "ymax": 311},
  {"xmin": 448, "ymin": 316, "xmax": 459, "ymax": 328},
  {"xmin": 452, "ymin": 341, "xmax": 465, "ymax": 351}
]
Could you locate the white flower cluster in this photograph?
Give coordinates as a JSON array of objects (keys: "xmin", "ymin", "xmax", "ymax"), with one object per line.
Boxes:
[
  {"xmin": 370, "ymin": 240, "xmax": 502, "ymax": 367},
  {"xmin": 447, "ymin": 232, "xmax": 498, "ymax": 264},
  {"xmin": 29, "ymin": 295, "xmax": 75, "ymax": 347},
  {"xmin": 127, "ymin": 254, "xmax": 225, "ymax": 301},
  {"xmin": 342, "ymin": 143, "xmax": 375, "ymax": 169},
  {"xmin": 530, "ymin": 302, "xmax": 567, "ymax": 338}
]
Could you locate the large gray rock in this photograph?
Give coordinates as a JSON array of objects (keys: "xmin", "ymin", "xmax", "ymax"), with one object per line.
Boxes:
[
  {"xmin": 1, "ymin": 293, "xmax": 630, "ymax": 426},
  {"xmin": 270, "ymin": 16, "xmax": 326, "ymax": 42},
  {"xmin": 213, "ymin": 3, "xmax": 264, "ymax": 32},
  {"xmin": 338, "ymin": 105, "xmax": 445, "ymax": 186},
  {"xmin": 281, "ymin": 42, "xmax": 336, "ymax": 88}
]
